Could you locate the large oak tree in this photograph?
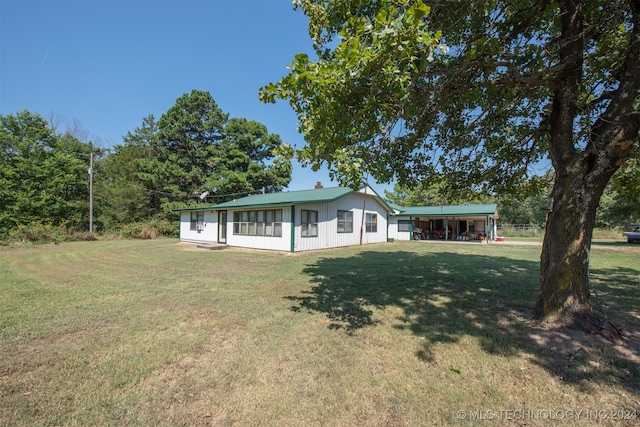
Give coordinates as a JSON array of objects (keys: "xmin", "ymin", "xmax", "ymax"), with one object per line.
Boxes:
[{"xmin": 261, "ymin": 0, "xmax": 640, "ymax": 324}]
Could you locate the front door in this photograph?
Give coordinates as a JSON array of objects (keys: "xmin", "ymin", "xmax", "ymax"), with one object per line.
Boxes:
[{"xmin": 218, "ymin": 211, "xmax": 227, "ymax": 244}]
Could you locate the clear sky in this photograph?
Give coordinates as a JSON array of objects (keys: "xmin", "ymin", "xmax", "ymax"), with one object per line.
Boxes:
[{"xmin": 1, "ymin": 0, "xmax": 394, "ymax": 194}]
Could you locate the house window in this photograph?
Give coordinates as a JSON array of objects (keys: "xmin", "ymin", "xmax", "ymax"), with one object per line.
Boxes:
[
  {"xmin": 190, "ymin": 211, "xmax": 204, "ymax": 231},
  {"xmin": 398, "ymin": 220, "xmax": 411, "ymax": 232},
  {"xmin": 233, "ymin": 209, "xmax": 282, "ymax": 237},
  {"xmin": 337, "ymin": 210, "xmax": 353, "ymax": 233},
  {"xmin": 301, "ymin": 209, "xmax": 318, "ymax": 237},
  {"xmin": 366, "ymin": 213, "xmax": 377, "ymax": 232}
]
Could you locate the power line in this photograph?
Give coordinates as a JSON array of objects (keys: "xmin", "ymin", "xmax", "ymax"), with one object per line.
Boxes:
[{"xmin": 92, "ymin": 171, "xmax": 267, "ymax": 201}]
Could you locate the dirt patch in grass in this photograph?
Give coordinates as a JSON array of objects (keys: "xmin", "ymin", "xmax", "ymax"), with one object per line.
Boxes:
[
  {"xmin": 510, "ymin": 307, "xmax": 640, "ymax": 407},
  {"xmin": 514, "ymin": 309, "xmax": 640, "ymax": 364}
]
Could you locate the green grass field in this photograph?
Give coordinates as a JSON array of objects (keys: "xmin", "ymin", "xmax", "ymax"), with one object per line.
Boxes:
[{"xmin": 1, "ymin": 239, "xmax": 638, "ymax": 426}]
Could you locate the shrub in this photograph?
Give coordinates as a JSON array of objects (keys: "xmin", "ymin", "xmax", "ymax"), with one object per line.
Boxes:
[
  {"xmin": 8, "ymin": 222, "xmax": 66, "ymax": 244},
  {"xmin": 152, "ymin": 219, "xmax": 179, "ymax": 237},
  {"xmin": 66, "ymin": 228, "xmax": 98, "ymax": 241},
  {"xmin": 113, "ymin": 219, "xmax": 176, "ymax": 240},
  {"xmin": 139, "ymin": 224, "xmax": 160, "ymax": 240}
]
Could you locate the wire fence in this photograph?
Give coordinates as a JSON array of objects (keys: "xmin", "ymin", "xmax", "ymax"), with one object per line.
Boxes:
[{"xmin": 497, "ymin": 224, "xmax": 544, "ymax": 236}]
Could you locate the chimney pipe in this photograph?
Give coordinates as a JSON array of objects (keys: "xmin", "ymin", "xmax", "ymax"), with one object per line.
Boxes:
[{"xmin": 314, "ymin": 181, "xmax": 323, "ymax": 189}]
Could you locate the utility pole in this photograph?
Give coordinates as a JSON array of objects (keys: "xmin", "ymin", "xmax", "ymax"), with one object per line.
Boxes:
[{"xmin": 88, "ymin": 151, "xmax": 93, "ymax": 233}]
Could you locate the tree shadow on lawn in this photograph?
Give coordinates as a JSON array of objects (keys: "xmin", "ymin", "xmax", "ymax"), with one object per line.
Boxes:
[{"xmin": 286, "ymin": 250, "xmax": 640, "ymax": 394}]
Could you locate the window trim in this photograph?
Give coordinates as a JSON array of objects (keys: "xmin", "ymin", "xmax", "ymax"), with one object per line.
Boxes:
[
  {"xmin": 233, "ymin": 209, "xmax": 283, "ymax": 237},
  {"xmin": 397, "ymin": 219, "xmax": 411, "ymax": 232},
  {"xmin": 365, "ymin": 213, "xmax": 377, "ymax": 233},
  {"xmin": 337, "ymin": 210, "xmax": 353, "ymax": 233},
  {"xmin": 301, "ymin": 209, "xmax": 318, "ymax": 238},
  {"xmin": 190, "ymin": 211, "xmax": 204, "ymax": 231}
]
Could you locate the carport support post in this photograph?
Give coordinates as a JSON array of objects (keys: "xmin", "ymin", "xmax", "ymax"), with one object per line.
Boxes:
[
  {"xmin": 445, "ymin": 217, "xmax": 449, "ymax": 241},
  {"xmin": 485, "ymin": 216, "xmax": 490, "ymax": 242},
  {"xmin": 493, "ymin": 218, "xmax": 497, "ymax": 241}
]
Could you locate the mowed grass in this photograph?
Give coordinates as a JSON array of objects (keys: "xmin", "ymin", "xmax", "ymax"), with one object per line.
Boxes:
[{"xmin": 1, "ymin": 239, "xmax": 639, "ymax": 426}]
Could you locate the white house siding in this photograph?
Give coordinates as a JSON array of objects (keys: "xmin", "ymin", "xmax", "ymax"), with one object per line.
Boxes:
[
  {"xmin": 178, "ymin": 187, "xmax": 391, "ymax": 252},
  {"xmin": 224, "ymin": 207, "xmax": 292, "ymax": 252},
  {"xmin": 293, "ymin": 201, "xmax": 333, "ymax": 252},
  {"xmin": 356, "ymin": 193, "xmax": 388, "ymax": 245},
  {"xmin": 293, "ymin": 192, "xmax": 389, "ymax": 252},
  {"xmin": 179, "ymin": 211, "xmax": 218, "ymax": 243}
]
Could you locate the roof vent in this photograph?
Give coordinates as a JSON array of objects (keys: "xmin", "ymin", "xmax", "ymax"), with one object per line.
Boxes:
[{"xmin": 314, "ymin": 182, "xmax": 323, "ymax": 189}]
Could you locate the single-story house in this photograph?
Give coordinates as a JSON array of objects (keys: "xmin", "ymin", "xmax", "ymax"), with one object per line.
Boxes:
[
  {"xmin": 387, "ymin": 203, "xmax": 499, "ymax": 242},
  {"xmin": 178, "ymin": 185, "xmax": 392, "ymax": 252},
  {"xmin": 178, "ymin": 184, "xmax": 500, "ymax": 252}
]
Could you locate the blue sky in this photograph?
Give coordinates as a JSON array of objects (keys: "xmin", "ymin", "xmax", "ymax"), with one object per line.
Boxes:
[{"xmin": 1, "ymin": 0, "xmax": 394, "ymax": 194}]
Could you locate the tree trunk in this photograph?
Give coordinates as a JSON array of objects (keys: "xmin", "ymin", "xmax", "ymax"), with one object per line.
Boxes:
[
  {"xmin": 534, "ymin": 157, "xmax": 612, "ymax": 323},
  {"xmin": 534, "ymin": 0, "xmax": 640, "ymax": 325}
]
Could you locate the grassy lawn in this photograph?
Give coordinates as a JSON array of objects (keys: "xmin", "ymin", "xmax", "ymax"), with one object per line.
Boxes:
[{"xmin": 1, "ymin": 239, "xmax": 639, "ymax": 426}]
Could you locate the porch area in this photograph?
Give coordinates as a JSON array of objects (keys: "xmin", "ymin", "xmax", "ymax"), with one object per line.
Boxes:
[
  {"xmin": 411, "ymin": 217, "xmax": 494, "ymax": 242},
  {"xmin": 388, "ymin": 203, "xmax": 499, "ymax": 243}
]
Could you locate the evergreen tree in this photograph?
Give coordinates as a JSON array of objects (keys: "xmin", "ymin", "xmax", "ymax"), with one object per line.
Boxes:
[
  {"xmin": 99, "ymin": 90, "xmax": 293, "ymax": 225},
  {"xmin": 97, "ymin": 115, "xmax": 161, "ymax": 227}
]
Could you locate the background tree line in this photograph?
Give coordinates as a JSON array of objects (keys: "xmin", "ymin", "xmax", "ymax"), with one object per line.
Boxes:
[
  {"xmin": 0, "ymin": 90, "xmax": 292, "ymax": 243},
  {"xmin": 1, "ymin": 88, "xmax": 637, "ymax": 244},
  {"xmin": 384, "ymin": 165, "xmax": 639, "ymax": 230}
]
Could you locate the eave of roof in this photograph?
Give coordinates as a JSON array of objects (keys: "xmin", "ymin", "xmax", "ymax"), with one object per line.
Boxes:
[
  {"xmin": 174, "ymin": 186, "xmax": 491, "ymax": 216},
  {"xmin": 175, "ymin": 187, "xmax": 356, "ymax": 211},
  {"xmin": 391, "ymin": 203, "xmax": 499, "ymax": 217},
  {"xmin": 359, "ymin": 186, "xmax": 394, "ymax": 213},
  {"xmin": 176, "ymin": 205, "xmax": 218, "ymax": 212},
  {"xmin": 216, "ymin": 186, "xmax": 354, "ymax": 209}
]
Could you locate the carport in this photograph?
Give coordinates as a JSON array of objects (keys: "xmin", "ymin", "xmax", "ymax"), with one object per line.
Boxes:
[{"xmin": 388, "ymin": 204, "xmax": 499, "ymax": 242}]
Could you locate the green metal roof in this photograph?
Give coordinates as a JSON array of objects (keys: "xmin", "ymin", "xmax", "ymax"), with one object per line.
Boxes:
[
  {"xmin": 175, "ymin": 186, "xmax": 490, "ymax": 216},
  {"xmin": 391, "ymin": 203, "xmax": 498, "ymax": 217},
  {"xmin": 176, "ymin": 187, "xmax": 357, "ymax": 212},
  {"xmin": 213, "ymin": 186, "xmax": 354, "ymax": 209}
]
